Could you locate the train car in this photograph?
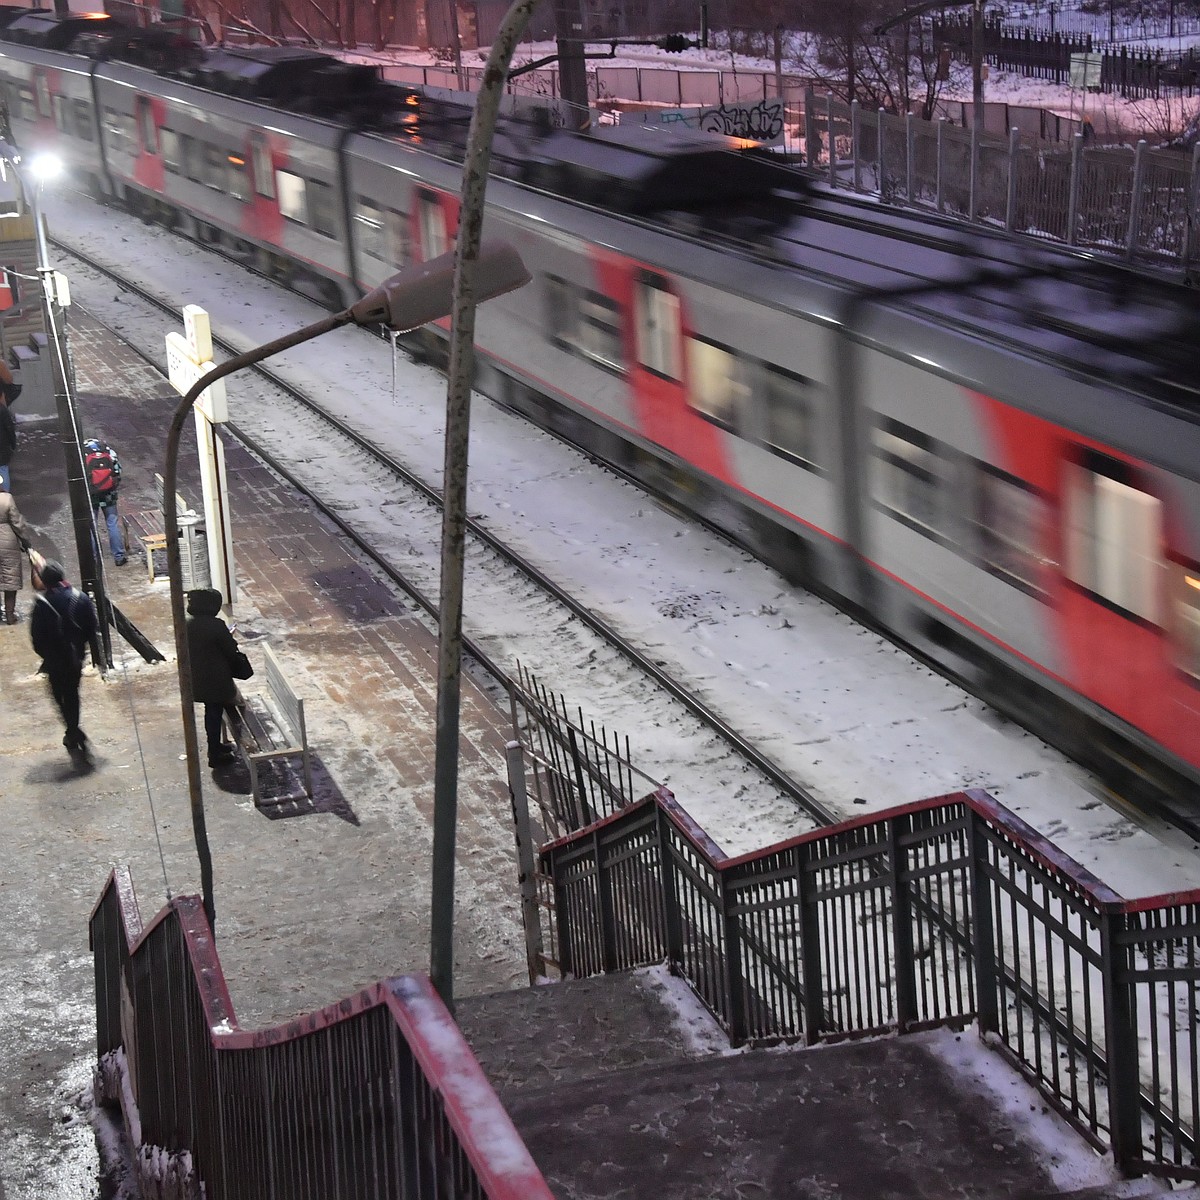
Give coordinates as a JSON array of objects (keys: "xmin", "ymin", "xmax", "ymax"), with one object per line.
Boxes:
[{"xmin": 1, "ymin": 18, "xmax": 1198, "ymax": 813}]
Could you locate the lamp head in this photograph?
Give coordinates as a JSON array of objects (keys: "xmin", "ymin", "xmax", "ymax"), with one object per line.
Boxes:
[
  {"xmin": 349, "ymin": 241, "xmax": 531, "ymax": 332},
  {"xmin": 28, "ymin": 152, "xmax": 63, "ymax": 183}
]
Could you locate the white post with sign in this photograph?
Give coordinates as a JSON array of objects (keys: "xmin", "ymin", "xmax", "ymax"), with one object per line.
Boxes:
[
  {"xmin": 1068, "ymin": 52, "xmax": 1103, "ymax": 131},
  {"xmin": 166, "ymin": 305, "xmax": 236, "ymax": 611}
]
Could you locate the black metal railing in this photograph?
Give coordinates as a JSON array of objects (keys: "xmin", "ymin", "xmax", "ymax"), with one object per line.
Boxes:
[
  {"xmin": 540, "ymin": 787, "xmax": 1200, "ymax": 1181},
  {"xmin": 89, "ymin": 868, "xmax": 554, "ymax": 1199}
]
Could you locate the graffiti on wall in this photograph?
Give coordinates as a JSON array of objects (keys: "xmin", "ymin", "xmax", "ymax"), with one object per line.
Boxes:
[{"xmin": 698, "ymin": 98, "xmax": 785, "ymax": 144}]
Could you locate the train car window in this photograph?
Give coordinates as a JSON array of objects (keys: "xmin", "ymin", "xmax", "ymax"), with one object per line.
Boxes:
[
  {"xmin": 762, "ymin": 365, "xmax": 818, "ymax": 469},
  {"xmin": 417, "ymin": 191, "xmax": 447, "ymax": 259},
  {"xmin": 308, "ymin": 180, "xmax": 336, "ymax": 238},
  {"xmin": 355, "ymin": 198, "xmax": 386, "ymax": 260},
  {"xmin": 1065, "ymin": 454, "xmax": 1162, "ymax": 623},
  {"xmin": 179, "ymin": 134, "xmax": 202, "ymax": 183},
  {"xmin": 872, "ymin": 417, "xmax": 947, "ymax": 540},
  {"xmin": 103, "ymin": 108, "xmax": 134, "ymax": 158},
  {"xmin": 136, "ymin": 97, "xmax": 157, "ymax": 155},
  {"xmin": 34, "ymin": 75, "xmax": 49, "ymax": 119},
  {"xmin": 546, "ymin": 274, "xmax": 624, "ymax": 374},
  {"xmin": 385, "ymin": 208, "xmax": 409, "ymax": 266},
  {"xmin": 276, "ymin": 170, "xmax": 308, "ymax": 225},
  {"xmin": 52, "ymin": 95, "xmax": 71, "ymax": 137},
  {"xmin": 18, "ymin": 88, "xmax": 35, "ymax": 123},
  {"xmin": 73, "ymin": 99, "xmax": 93, "ymax": 142},
  {"xmin": 161, "ymin": 128, "xmax": 180, "ymax": 173},
  {"xmin": 1171, "ymin": 565, "xmax": 1200, "ymax": 681},
  {"xmin": 225, "ymin": 154, "xmax": 250, "ymax": 202},
  {"xmin": 250, "ymin": 136, "xmax": 274, "ymax": 199},
  {"xmin": 635, "ymin": 273, "xmax": 681, "ymax": 380},
  {"xmin": 971, "ymin": 464, "xmax": 1049, "ymax": 599},
  {"xmin": 686, "ymin": 337, "xmax": 748, "ymax": 432},
  {"xmin": 202, "ymin": 143, "xmax": 226, "ymax": 191}
]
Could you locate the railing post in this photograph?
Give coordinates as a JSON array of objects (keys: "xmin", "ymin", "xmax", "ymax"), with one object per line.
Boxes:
[
  {"xmin": 1098, "ymin": 907, "xmax": 1145, "ymax": 1177},
  {"xmin": 1187, "ymin": 141, "xmax": 1200, "ymax": 278},
  {"xmin": 548, "ymin": 849, "xmax": 575, "ymax": 977},
  {"xmin": 827, "ymin": 92, "xmax": 837, "ymax": 187},
  {"xmin": 655, "ymin": 805, "xmax": 685, "ymax": 967},
  {"xmin": 1126, "ymin": 138, "xmax": 1147, "ymax": 259},
  {"xmin": 936, "ymin": 118, "xmax": 946, "ymax": 213},
  {"xmin": 1066, "ymin": 130, "xmax": 1083, "ymax": 246},
  {"xmin": 969, "ymin": 118, "xmax": 980, "ymax": 221},
  {"xmin": 886, "ymin": 817, "xmax": 919, "ymax": 1031},
  {"xmin": 805, "ymin": 85, "xmax": 819, "ymax": 168},
  {"xmin": 876, "ymin": 106, "xmax": 886, "ymax": 198},
  {"xmin": 594, "ymin": 828, "xmax": 619, "ymax": 973},
  {"xmin": 851, "ymin": 99, "xmax": 862, "ymax": 192},
  {"xmin": 905, "ymin": 111, "xmax": 915, "ymax": 203},
  {"xmin": 720, "ymin": 873, "xmax": 749, "ymax": 1044},
  {"xmin": 796, "ymin": 841, "xmax": 826, "ymax": 1043},
  {"xmin": 965, "ymin": 806, "xmax": 999, "ymax": 1033},
  {"xmin": 1005, "ymin": 126, "xmax": 1020, "ymax": 231},
  {"xmin": 505, "ymin": 740, "xmax": 546, "ymax": 983}
]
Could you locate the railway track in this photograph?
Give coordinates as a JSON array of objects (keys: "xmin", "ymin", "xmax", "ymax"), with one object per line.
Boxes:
[
  {"xmin": 43, "ymin": 192, "xmax": 1200, "ymax": 884},
  {"xmin": 53, "ymin": 232, "xmax": 839, "ymax": 838}
]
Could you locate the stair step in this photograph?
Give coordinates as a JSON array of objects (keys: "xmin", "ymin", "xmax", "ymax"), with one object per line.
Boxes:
[
  {"xmin": 457, "ymin": 967, "xmax": 727, "ymax": 1099},
  {"xmin": 499, "ymin": 1028, "xmax": 1132, "ymax": 1200}
]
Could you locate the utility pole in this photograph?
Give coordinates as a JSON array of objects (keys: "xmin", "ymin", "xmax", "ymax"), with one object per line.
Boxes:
[
  {"xmin": 556, "ymin": 0, "xmax": 590, "ymax": 122},
  {"xmin": 972, "ymin": 0, "xmax": 985, "ymax": 134}
]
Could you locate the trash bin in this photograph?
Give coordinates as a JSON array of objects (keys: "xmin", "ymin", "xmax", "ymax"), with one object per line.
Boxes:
[{"xmin": 178, "ymin": 512, "xmax": 211, "ymax": 591}]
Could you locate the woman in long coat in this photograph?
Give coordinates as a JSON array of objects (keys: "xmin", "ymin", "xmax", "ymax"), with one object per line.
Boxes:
[
  {"xmin": 185, "ymin": 587, "xmax": 243, "ymax": 767},
  {"xmin": 0, "ymin": 479, "xmax": 30, "ymax": 624}
]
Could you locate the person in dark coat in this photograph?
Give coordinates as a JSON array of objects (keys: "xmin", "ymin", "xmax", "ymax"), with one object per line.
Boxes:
[
  {"xmin": 185, "ymin": 588, "xmax": 243, "ymax": 767},
  {"xmin": 30, "ymin": 558, "xmax": 98, "ymax": 756}
]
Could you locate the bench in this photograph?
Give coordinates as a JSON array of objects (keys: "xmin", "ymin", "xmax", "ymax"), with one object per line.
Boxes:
[
  {"xmin": 123, "ymin": 473, "xmax": 194, "ymax": 583},
  {"xmin": 231, "ymin": 642, "xmax": 313, "ymax": 806}
]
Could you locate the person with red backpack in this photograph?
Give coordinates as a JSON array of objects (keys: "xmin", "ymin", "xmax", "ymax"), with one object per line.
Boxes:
[{"xmin": 83, "ymin": 437, "xmax": 127, "ymax": 567}]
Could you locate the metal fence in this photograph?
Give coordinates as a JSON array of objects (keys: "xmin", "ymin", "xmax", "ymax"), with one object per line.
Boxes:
[
  {"xmin": 804, "ymin": 91, "xmax": 1200, "ymax": 276},
  {"xmin": 89, "ymin": 868, "xmax": 554, "ymax": 1199},
  {"xmin": 540, "ymin": 787, "xmax": 1200, "ymax": 1181},
  {"xmin": 503, "ymin": 665, "xmax": 660, "ymax": 981}
]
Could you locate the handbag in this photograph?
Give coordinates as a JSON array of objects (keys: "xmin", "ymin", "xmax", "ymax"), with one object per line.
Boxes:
[{"xmin": 231, "ymin": 648, "xmax": 254, "ymax": 680}]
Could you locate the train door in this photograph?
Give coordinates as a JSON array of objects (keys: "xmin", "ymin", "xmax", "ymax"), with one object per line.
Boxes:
[{"xmin": 1062, "ymin": 449, "xmax": 1165, "ymax": 730}]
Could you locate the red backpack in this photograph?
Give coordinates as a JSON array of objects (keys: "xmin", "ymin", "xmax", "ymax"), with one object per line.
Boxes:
[{"xmin": 85, "ymin": 444, "xmax": 117, "ymax": 498}]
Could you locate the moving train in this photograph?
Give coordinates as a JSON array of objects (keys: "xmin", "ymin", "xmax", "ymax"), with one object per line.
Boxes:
[{"xmin": 3, "ymin": 10, "xmax": 1200, "ymax": 815}]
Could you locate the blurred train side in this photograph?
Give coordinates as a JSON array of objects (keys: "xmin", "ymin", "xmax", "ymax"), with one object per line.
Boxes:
[{"xmin": 5, "ymin": 34, "xmax": 1200, "ymax": 807}]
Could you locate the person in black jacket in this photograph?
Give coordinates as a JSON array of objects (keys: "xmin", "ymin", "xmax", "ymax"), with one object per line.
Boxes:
[
  {"xmin": 30, "ymin": 559, "xmax": 98, "ymax": 756},
  {"xmin": 185, "ymin": 588, "xmax": 244, "ymax": 767}
]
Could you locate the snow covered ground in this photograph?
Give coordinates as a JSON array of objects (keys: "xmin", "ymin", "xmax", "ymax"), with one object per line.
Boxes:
[{"xmin": 37, "ymin": 184, "xmax": 1200, "ymax": 904}]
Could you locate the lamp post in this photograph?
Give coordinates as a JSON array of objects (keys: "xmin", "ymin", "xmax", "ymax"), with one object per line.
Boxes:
[
  {"xmin": 0, "ymin": 144, "xmax": 113, "ymax": 666},
  {"xmin": 429, "ymin": 0, "xmax": 539, "ymax": 1011},
  {"xmin": 165, "ymin": 245, "xmax": 529, "ymax": 931}
]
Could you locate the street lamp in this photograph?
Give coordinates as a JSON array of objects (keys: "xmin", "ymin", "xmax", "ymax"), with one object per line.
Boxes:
[
  {"xmin": 165, "ymin": 243, "xmax": 529, "ymax": 931},
  {"xmin": 429, "ymin": 0, "xmax": 540, "ymax": 1011},
  {"xmin": 0, "ymin": 142, "xmax": 114, "ymax": 665}
]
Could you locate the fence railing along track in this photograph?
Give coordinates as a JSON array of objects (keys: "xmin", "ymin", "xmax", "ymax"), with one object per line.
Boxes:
[
  {"xmin": 539, "ymin": 787, "xmax": 1200, "ymax": 1181},
  {"xmin": 89, "ymin": 867, "xmax": 553, "ymax": 1199}
]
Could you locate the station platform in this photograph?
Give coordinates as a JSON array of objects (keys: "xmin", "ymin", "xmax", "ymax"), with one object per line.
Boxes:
[{"xmin": 0, "ymin": 310, "xmax": 527, "ymax": 1193}]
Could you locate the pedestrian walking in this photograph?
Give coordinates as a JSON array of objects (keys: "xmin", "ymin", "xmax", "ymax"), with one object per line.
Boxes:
[
  {"xmin": 186, "ymin": 587, "xmax": 248, "ymax": 768},
  {"xmin": 83, "ymin": 437, "xmax": 127, "ymax": 567},
  {"xmin": 0, "ymin": 372, "xmax": 16, "ymax": 493},
  {"xmin": 30, "ymin": 558, "xmax": 98, "ymax": 757},
  {"xmin": 0, "ymin": 476, "xmax": 31, "ymax": 624}
]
